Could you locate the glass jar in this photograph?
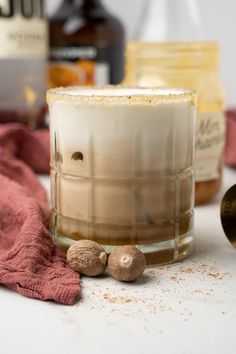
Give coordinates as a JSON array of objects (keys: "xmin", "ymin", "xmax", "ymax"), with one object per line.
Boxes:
[
  {"xmin": 125, "ymin": 42, "xmax": 226, "ymax": 205},
  {"xmin": 47, "ymin": 86, "xmax": 196, "ymax": 265}
]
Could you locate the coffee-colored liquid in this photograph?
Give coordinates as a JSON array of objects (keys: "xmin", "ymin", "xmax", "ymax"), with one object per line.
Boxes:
[{"xmin": 52, "ymin": 210, "xmax": 193, "ymax": 266}]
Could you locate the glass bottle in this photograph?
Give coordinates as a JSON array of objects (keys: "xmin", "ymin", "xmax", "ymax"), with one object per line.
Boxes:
[
  {"xmin": 126, "ymin": 0, "xmax": 226, "ymax": 205},
  {"xmin": 0, "ymin": 0, "xmax": 48, "ymax": 129},
  {"xmin": 49, "ymin": 0, "xmax": 125, "ymax": 87},
  {"xmin": 137, "ymin": 0, "xmax": 203, "ymax": 41}
]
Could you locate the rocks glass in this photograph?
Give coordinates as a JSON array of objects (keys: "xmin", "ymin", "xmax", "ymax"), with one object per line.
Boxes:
[{"xmin": 47, "ymin": 87, "xmax": 196, "ymax": 265}]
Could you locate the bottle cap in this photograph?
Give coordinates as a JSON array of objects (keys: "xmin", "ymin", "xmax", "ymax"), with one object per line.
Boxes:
[{"xmin": 220, "ymin": 185, "xmax": 236, "ymax": 247}]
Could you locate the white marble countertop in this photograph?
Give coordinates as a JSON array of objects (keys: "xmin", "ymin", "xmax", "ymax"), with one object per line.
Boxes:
[{"xmin": 1, "ymin": 167, "xmax": 236, "ymax": 354}]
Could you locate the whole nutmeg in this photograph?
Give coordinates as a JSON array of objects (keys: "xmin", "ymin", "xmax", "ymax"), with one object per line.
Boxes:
[
  {"xmin": 108, "ymin": 245, "xmax": 146, "ymax": 282},
  {"xmin": 67, "ymin": 240, "xmax": 107, "ymax": 276}
]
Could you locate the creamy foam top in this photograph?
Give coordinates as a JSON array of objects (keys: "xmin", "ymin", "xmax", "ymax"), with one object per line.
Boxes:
[{"xmin": 47, "ymin": 86, "xmax": 196, "ymax": 105}]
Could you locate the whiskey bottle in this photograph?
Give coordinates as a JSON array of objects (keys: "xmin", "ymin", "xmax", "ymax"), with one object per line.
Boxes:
[
  {"xmin": 49, "ymin": 0, "xmax": 125, "ymax": 87},
  {"xmin": 0, "ymin": 0, "xmax": 48, "ymax": 128}
]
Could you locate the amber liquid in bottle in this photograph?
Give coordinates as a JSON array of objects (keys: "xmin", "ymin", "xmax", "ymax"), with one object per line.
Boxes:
[{"xmin": 49, "ymin": 0, "xmax": 125, "ymax": 87}]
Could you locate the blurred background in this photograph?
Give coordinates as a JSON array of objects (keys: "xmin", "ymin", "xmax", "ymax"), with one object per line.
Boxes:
[{"xmin": 47, "ymin": 0, "xmax": 236, "ymax": 107}]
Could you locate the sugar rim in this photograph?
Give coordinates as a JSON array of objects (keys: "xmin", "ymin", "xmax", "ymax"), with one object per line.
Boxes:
[{"xmin": 47, "ymin": 86, "xmax": 196, "ymax": 105}]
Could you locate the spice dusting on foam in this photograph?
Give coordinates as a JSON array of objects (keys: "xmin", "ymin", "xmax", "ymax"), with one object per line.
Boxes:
[{"xmin": 47, "ymin": 86, "xmax": 195, "ymax": 105}]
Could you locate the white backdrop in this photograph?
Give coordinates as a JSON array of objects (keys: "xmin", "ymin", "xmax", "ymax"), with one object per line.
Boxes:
[{"xmin": 47, "ymin": 0, "xmax": 236, "ymax": 107}]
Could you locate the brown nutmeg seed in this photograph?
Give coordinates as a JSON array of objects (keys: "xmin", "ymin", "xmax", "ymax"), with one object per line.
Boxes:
[
  {"xmin": 67, "ymin": 240, "xmax": 107, "ymax": 276},
  {"xmin": 108, "ymin": 245, "xmax": 146, "ymax": 282}
]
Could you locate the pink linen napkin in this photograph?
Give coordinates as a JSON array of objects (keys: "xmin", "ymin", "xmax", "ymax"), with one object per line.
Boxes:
[{"xmin": 0, "ymin": 124, "xmax": 81, "ymax": 305}]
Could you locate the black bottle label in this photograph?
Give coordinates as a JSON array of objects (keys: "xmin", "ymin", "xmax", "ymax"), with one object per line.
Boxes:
[{"xmin": 49, "ymin": 42, "xmax": 124, "ymax": 86}]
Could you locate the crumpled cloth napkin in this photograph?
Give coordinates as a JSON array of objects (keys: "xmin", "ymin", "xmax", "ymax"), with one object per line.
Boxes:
[
  {"xmin": 0, "ymin": 124, "xmax": 80, "ymax": 305},
  {"xmin": 225, "ymin": 110, "xmax": 236, "ymax": 167}
]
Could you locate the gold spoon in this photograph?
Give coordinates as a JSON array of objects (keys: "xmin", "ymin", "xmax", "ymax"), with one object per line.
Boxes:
[{"xmin": 221, "ymin": 185, "xmax": 236, "ymax": 247}]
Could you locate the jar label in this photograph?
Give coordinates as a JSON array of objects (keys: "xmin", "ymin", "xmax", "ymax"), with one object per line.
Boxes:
[
  {"xmin": 0, "ymin": 1, "xmax": 47, "ymax": 58},
  {"xmin": 49, "ymin": 45, "xmax": 111, "ymax": 87},
  {"xmin": 195, "ymin": 112, "xmax": 226, "ymax": 182}
]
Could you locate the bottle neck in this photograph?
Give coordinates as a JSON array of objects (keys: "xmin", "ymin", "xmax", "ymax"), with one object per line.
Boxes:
[
  {"xmin": 138, "ymin": 0, "xmax": 204, "ymax": 41},
  {"xmin": 73, "ymin": 0, "xmax": 103, "ymax": 7},
  {"xmin": 57, "ymin": 0, "xmax": 104, "ymax": 17}
]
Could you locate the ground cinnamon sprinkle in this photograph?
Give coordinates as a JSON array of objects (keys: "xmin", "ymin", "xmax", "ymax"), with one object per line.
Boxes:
[
  {"xmin": 208, "ymin": 272, "xmax": 221, "ymax": 278},
  {"xmin": 169, "ymin": 262, "xmax": 229, "ymax": 282},
  {"xmin": 78, "ymin": 260, "xmax": 232, "ymax": 324},
  {"xmin": 103, "ymin": 293, "xmax": 137, "ymax": 304},
  {"xmin": 180, "ymin": 268, "xmax": 193, "ymax": 273}
]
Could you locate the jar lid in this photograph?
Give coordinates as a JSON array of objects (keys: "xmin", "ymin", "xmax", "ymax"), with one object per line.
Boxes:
[{"xmin": 126, "ymin": 41, "xmax": 220, "ymax": 69}]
